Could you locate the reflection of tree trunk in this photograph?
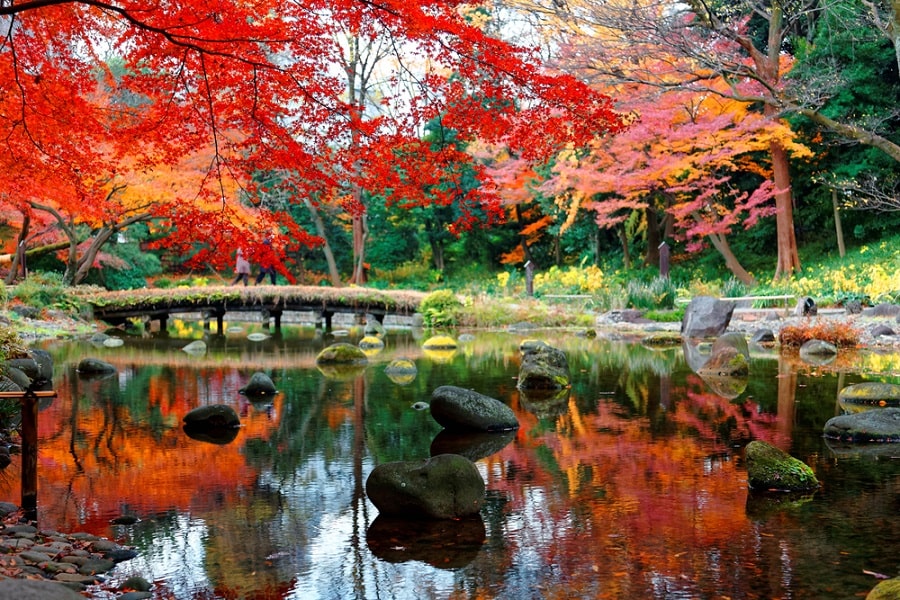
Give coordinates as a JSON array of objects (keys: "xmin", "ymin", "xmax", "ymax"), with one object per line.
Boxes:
[
  {"xmin": 776, "ymin": 356, "xmax": 797, "ymax": 445},
  {"xmin": 350, "ymin": 373, "xmax": 369, "ymax": 590}
]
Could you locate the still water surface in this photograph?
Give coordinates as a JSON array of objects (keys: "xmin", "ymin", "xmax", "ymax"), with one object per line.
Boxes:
[{"xmin": 7, "ymin": 323, "xmax": 900, "ymax": 599}]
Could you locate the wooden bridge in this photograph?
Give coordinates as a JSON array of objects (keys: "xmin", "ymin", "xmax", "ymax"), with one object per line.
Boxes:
[{"xmin": 79, "ymin": 285, "xmax": 427, "ymax": 333}]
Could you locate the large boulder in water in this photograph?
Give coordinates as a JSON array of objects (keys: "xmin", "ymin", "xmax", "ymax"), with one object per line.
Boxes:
[
  {"xmin": 745, "ymin": 440, "xmax": 819, "ymax": 492},
  {"xmin": 680, "ymin": 296, "xmax": 735, "ymax": 338},
  {"xmin": 430, "ymin": 385, "xmax": 518, "ymax": 432},
  {"xmin": 365, "ymin": 453, "xmax": 485, "ymax": 519},
  {"xmin": 517, "ymin": 341, "xmax": 570, "ymax": 390},
  {"xmin": 823, "ymin": 408, "xmax": 900, "ymax": 443}
]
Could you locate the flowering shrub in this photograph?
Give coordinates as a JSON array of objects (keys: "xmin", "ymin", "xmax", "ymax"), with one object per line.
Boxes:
[{"xmin": 533, "ymin": 265, "xmax": 605, "ymax": 295}]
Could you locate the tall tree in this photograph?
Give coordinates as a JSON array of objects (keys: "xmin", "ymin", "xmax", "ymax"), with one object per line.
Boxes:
[
  {"xmin": 496, "ymin": 0, "xmax": 900, "ymax": 277},
  {"xmin": 541, "ymin": 78, "xmax": 811, "ymax": 284}
]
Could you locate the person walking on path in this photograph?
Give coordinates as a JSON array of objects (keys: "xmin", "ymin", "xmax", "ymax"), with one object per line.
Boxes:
[
  {"xmin": 255, "ymin": 238, "xmax": 278, "ymax": 285},
  {"xmin": 232, "ymin": 248, "xmax": 251, "ymax": 286}
]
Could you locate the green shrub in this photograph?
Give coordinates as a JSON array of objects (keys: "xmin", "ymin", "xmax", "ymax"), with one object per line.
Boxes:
[
  {"xmin": 721, "ymin": 277, "xmax": 748, "ymax": 298},
  {"xmin": 626, "ymin": 276, "xmax": 676, "ymax": 310},
  {"xmin": 419, "ymin": 289, "xmax": 463, "ymax": 327},
  {"xmin": 11, "ymin": 272, "xmax": 84, "ymax": 313}
]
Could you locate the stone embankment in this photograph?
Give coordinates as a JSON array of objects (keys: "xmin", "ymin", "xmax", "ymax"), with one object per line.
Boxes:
[{"xmin": 0, "ymin": 503, "xmax": 149, "ymax": 599}]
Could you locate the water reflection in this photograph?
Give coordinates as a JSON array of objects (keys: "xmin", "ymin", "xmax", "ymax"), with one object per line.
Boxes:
[{"xmin": 4, "ymin": 324, "xmax": 900, "ymax": 599}]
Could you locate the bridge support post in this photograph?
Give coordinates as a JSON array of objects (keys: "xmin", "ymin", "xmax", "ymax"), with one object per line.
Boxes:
[{"xmin": 315, "ymin": 310, "xmax": 334, "ymax": 332}]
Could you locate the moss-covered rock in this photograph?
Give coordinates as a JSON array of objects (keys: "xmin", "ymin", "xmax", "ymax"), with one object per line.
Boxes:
[
  {"xmin": 517, "ymin": 341, "xmax": 570, "ymax": 390},
  {"xmin": 745, "ymin": 440, "xmax": 819, "ymax": 492},
  {"xmin": 422, "ymin": 335, "xmax": 458, "ymax": 350},
  {"xmin": 316, "ymin": 342, "xmax": 368, "ymax": 364},
  {"xmin": 867, "ymin": 577, "xmax": 900, "ymax": 599}
]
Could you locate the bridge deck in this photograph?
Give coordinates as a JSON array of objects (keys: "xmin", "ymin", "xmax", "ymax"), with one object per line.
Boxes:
[{"xmin": 78, "ymin": 285, "xmax": 427, "ymax": 332}]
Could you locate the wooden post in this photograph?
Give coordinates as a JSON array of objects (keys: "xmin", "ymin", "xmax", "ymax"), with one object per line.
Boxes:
[
  {"xmin": 20, "ymin": 391, "xmax": 38, "ymax": 520},
  {"xmin": 525, "ymin": 260, "xmax": 535, "ymax": 297},
  {"xmin": 658, "ymin": 241, "xmax": 670, "ymax": 279}
]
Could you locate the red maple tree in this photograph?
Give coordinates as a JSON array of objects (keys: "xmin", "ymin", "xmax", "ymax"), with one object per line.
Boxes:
[{"xmin": 0, "ymin": 0, "xmax": 626, "ymax": 282}]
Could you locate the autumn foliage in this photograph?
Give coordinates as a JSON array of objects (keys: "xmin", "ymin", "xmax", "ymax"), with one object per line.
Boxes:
[{"xmin": 0, "ymin": 0, "xmax": 625, "ymax": 282}]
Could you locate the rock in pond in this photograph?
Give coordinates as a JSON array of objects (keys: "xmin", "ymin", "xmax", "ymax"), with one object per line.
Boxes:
[
  {"xmin": 838, "ymin": 382, "xmax": 900, "ymax": 410},
  {"xmin": 422, "ymin": 335, "xmax": 458, "ymax": 349},
  {"xmin": 183, "ymin": 404, "xmax": 240, "ymax": 429},
  {"xmin": 240, "ymin": 371, "xmax": 277, "ymax": 397},
  {"xmin": 316, "ymin": 342, "xmax": 368, "ymax": 365},
  {"xmin": 76, "ymin": 358, "xmax": 116, "ymax": 375},
  {"xmin": 365, "ymin": 453, "xmax": 485, "ymax": 519},
  {"xmin": 517, "ymin": 341, "xmax": 570, "ymax": 390},
  {"xmin": 182, "ymin": 340, "xmax": 207, "ymax": 354},
  {"xmin": 680, "ymin": 296, "xmax": 735, "ymax": 338},
  {"xmin": 697, "ymin": 332, "xmax": 750, "ymax": 378},
  {"xmin": 867, "ymin": 576, "xmax": 900, "ymax": 599},
  {"xmin": 745, "ymin": 440, "xmax": 819, "ymax": 492},
  {"xmin": 430, "ymin": 385, "xmax": 519, "ymax": 432},
  {"xmin": 798, "ymin": 339, "xmax": 838, "ymax": 366},
  {"xmin": 823, "ymin": 408, "xmax": 900, "ymax": 443}
]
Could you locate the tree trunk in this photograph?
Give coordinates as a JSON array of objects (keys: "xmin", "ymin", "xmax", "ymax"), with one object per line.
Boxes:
[
  {"xmin": 832, "ymin": 189, "xmax": 845, "ymax": 258},
  {"xmin": 303, "ymin": 197, "xmax": 342, "ymax": 286},
  {"xmin": 618, "ymin": 224, "xmax": 632, "ymax": 269},
  {"xmin": 706, "ymin": 229, "xmax": 757, "ymax": 287},
  {"xmin": 4, "ymin": 213, "xmax": 29, "ymax": 285},
  {"xmin": 644, "ymin": 206, "xmax": 660, "ymax": 266},
  {"xmin": 770, "ymin": 140, "xmax": 801, "ymax": 279}
]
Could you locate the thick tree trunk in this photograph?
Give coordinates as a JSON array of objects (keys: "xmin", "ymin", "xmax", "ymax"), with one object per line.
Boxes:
[{"xmin": 770, "ymin": 141, "xmax": 801, "ymax": 279}]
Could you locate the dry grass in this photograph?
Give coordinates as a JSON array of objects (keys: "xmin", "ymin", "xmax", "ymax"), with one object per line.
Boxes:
[{"xmin": 778, "ymin": 319, "xmax": 862, "ymax": 348}]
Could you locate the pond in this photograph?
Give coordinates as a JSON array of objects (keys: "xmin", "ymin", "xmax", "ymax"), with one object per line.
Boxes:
[{"xmin": 6, "ymin": 321, "xmax": 900, "ymax": 599}]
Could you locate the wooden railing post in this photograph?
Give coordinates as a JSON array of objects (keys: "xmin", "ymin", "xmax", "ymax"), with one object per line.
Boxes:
[{"xmin": 20, "ymin": 390, "xmax": 38, "ymax": 520}]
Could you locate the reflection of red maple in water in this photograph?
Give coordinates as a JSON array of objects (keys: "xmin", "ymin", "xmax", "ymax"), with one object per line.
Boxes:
[
  {"xmin": 479, "ymin": 386, "xmax": 793, "ymax": 599},
  {"xmin": 13, "ymin": 366, "xmax": 284, "ymax": 536}
]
